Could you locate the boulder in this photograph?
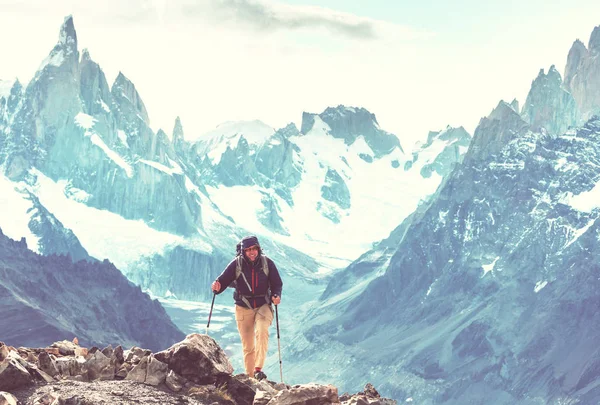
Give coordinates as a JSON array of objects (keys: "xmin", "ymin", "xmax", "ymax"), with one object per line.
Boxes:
[
  {"xmin": 37, "ymin": 351, "xmax": 59, "ymax": 377},
  {"xmin": 266, "ymin": 383, "xmax": 339, "ymax": 405},
  {"xmin": 145, "ymin": 356, "xmax": 168, "ymax": 386},
  {"xmin": 50, "ymin": 340, "xmax": 79, "ymax": 356},
  {"xmin": 54, "ymin": 356, "xmax": 87, "ymax": 379},
  {"xmin": 0, "ymin": 358, "xmax": 34, "ymax": 391},
  {"xmin": 165, "ymin": 370, "xmax": 186, "ymax": 392},
  {"xmin": 154, "ymin": 333, "xmax": 233, "ymax": 384},
  {"xmin": 125, "ymin": 355, "xmax": 149, "ymax": 383},
  {"xmin": 223, "ymin": 374, "xmax": 278, "ymax": 405},
  {"xmin": 85, "ymin": 350, "xmax": 113, "ymax": 381}
]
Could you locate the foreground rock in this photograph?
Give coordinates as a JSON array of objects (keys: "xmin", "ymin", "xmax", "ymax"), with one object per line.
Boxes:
[{"xmin": 1, "ymin": 336, "xmax": 395, "ymax": 405}]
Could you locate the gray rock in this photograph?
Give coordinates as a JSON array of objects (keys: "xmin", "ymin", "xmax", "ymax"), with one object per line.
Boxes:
[
  {"xmin": 165, "ymin": 370, "xmax": 186, "ymax": 392},
  {"xmin": 124, "ymin": 355, "xmax": 148, "ymax": 383},
  {"xmin": 266, "ymin": 383, "xmax": 339, "ymax": 405},
  {"xmin": 521, "ymin": 65, "xmax": 580, "ymax": 135},
  {"xmin": 145, "ymin": 356, "xmax": 168, "ymax": 386},
  {"xmin": 54, "ymin": 357, "xmax": 87, "ymax": 379},
  {"xmin": 50, "ymin": 341, "xmax": 79, "ymax": 356},
  {"xmin": 154, "ymin": 333, "xmax": 233, "ymax": 384},
  {"xmin": 38, "ymin": 352, "xmax": 59, "ymax": 377},
  {"xmin": 0, "ymin": 358, "xmax": 34, "ymax": 391},
  {"xmin": 85, "ymin": 350, "xmax": 113, "ymax": 381}
]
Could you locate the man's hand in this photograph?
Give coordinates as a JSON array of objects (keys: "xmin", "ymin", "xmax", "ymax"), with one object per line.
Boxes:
[
  {"xmin": 211, "ymin": 280, "xmax": 221, "ymax": 293},
  {"xmin": 272, "ymin": 295, "xmax": 281, "ymax": 305}
]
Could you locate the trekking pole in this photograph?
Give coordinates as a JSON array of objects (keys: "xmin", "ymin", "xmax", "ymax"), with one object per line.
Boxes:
[
  {"xmin": 275, "ymin": 304, "xmax": 283, "ymax": 383},
  {"xmin": 206, "ymin": 292, "xmax": 216, "ymax": 335}
]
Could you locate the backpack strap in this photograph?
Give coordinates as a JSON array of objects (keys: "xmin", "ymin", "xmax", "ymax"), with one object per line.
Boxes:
[{"xmin": 234, "ymin": 255, "xmax": 271, "ymax": 308}]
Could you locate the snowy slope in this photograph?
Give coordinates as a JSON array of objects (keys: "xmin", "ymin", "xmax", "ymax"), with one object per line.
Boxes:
[{"xmin": 203, "ymin": 117, "xmax": 461, "ymax": 272}]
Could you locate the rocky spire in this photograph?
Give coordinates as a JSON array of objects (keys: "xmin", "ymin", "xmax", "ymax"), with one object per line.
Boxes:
[
  {"xmin": 589, "ymin": 25, "xmax": 600, "ymax": 53},
  {"xmin": 564, "ymin": 39, "xmax": 588, "ymax": 91},
  {"xmin": 111, "ymin": 72, "xmax": 150, "ymax": 125},
  {"xmin": 79, "ymin": 48, "xmax": 112, "ymax": 116},
  {"xmin": 36, "ymin": 14, "xmax": 80, "ymax": 79},
  {"xmin": 172, "ymin": 116, "xmax": 184, "ymax": 145},
  {"xmin": 464, "ymin": 100, "xmax": 529, "ymax": 162},
  {"xmin": 521, "ymin": 65, "xmax": 580, "ymax": 135}
]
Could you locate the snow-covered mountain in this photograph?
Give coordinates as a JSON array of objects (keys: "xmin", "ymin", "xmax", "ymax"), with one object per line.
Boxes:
[
  {"xmin": 284, "ymin": 24, "xmax": 600, "ymax": 405},
  {"xmin": 0, "ymin": 15, "xmax": 467, "ymax": 301}
]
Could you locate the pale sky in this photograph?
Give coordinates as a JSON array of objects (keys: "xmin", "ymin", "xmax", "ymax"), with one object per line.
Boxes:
[{"xmin": 1, "ymin": 0, "xmax": 600, "ymax": 148}]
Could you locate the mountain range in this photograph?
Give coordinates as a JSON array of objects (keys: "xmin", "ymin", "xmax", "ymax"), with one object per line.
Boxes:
[{"xmin": 2, "ymin": 14, "xmax": 599, "ymax": 405}]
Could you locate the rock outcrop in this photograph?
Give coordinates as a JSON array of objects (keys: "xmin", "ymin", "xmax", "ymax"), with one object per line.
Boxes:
[{"xmin": 0, "ymin": 336, "xmax": 396, "ymax": 405}]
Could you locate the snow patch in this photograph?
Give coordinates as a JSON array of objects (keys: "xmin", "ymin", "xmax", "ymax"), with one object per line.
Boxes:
[
  {"xmin": 482, "ymin": 257, "xmax": 500, "ymax": 277},
  {"xmin": 139, "ymin": 159, "xmax": 183, "ymax": 176},
  {"xmin": 534, "ymin": 281, "xmax": 548, "ymax": 293},
  {"xmin": 0, "ymin": 174, "xmax": 40, "ymax": 252},
  {"xmin": 562, "ymin": 182, "xmax": 600, "ymax": 213},
  {"xmin": 90, "ymin": 134, "xmax": 133, "ymax": 178},
  {"xmin": 117, "ymin": 130, "xmax": 129, "ymax": 147},
  {"xmin": 75, "ymin": 112, "xmax": 97, "ymax": 130}
]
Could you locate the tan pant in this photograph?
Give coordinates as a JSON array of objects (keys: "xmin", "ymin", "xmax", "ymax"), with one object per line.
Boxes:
[{"xmin": 235, "ymin": 304, "xmax": 273, "ymax": 375}]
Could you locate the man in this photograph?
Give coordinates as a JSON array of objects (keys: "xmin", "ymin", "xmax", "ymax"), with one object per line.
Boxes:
[{"xmin": 211, "ymin": 235, "xmax": 283, "ymax": 381}]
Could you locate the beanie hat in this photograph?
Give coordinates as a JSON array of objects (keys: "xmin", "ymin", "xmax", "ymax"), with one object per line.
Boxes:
[{"xmin": 241, "ymin": 235, "xmax": 260, "ymax": 250}]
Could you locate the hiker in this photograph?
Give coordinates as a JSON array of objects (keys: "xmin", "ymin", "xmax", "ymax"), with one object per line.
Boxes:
[{"xmin": 211, "ymin": 235, "xmax": 283, "ymax": 381}]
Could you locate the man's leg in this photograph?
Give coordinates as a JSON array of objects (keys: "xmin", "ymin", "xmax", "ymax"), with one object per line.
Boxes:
[
  {"xmin": 235, "ymin": 305, "xmax": 257, "ymax": 376},
  {"xmin": 254, "ymin": 304, "xmax": 274, "ymax": 371}
]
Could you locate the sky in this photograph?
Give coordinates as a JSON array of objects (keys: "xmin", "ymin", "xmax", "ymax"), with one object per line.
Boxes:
[{"xmin": 1, "ymin": 0, "xmax": 600, "ymax": 148}]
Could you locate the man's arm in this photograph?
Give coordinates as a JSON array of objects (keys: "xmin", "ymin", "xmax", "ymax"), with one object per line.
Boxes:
[{"xmin": 212, "ymin": 259, "xmax": 237, "ymax": 294}]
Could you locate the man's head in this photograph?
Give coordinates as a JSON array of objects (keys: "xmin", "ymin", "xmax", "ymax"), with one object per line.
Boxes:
[{"xmin": 241, "ymin": 235, "xmax": 260, "ymax": 262}]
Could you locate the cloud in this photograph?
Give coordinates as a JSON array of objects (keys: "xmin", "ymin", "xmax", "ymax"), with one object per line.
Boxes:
[{"xmin": 178, "ymin": 0, "xmax": 424, "ymax": 41}]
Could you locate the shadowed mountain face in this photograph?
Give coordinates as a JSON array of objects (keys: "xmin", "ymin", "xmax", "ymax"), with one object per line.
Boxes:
[
  {"xmin": 0, "ymin": 227, "xmax": 185, "ymax": 351},
  {"xmin": 294, "ymin": 116, "xmax": 600, "ymax": 403}
]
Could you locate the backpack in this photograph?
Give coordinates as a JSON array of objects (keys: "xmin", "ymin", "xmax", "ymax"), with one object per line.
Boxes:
[{"xmin": 233, "ymin": 242, "xmax": 271, "ymax": 307}]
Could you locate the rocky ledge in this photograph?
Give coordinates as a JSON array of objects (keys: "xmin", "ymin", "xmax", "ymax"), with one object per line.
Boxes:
[{"xmin": 0, "ymin": 334, "xmax": 395, "ymax": 405}]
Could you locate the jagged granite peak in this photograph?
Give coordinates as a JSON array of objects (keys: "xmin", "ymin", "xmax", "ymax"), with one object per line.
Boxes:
[
  {"xmin": 563, "ymin": 26, "xmax": 600, "ymax": 117},
  {"xmin": 254, "ymin": 123, "xmax": 303, "ymax": 192},
  {"xmin": 509, "ymin": 98, "xmax": 519, "ymax": 113},
  {"xmin": 276, "ymin": 122, "xmax": 301, "ymax": 138},
  {"xmin": 111, "ymin": 71, "xmax": 150, "ymax": 126},
  {"xmin": 521, "ymin": 65, "xmax": 580, "ymax": 135},
  {"xmin": 425, "ymin": 125, "xmax": 471, "ymax": 145},
  {"xmin": 301, "ymin": 105, "xmax": 402, "ymax": 157},
  {"xmin": 589, "ymin": 25, "xmax": 600, "ymax": 53},
  {"xmin": 464, "ymin": 100, "xmax": 529, "ymax": 162},
  {"xmin": 564, "ymin": 39, "xmax": 588, "ymax": 90},
  {"xmin": 172, "ymin": 116, "xmax": 184, "ymax": 144},
  {"xmin": 59, "ymin": 15, "xmax": 77, "ymax": 48},
  {"xmin": 408, "ymin": 126, "xmax": 471, "ymax": 178},
  {"xmin": 79, "ymin": 49, "xmax": 113, "ymax": 117},
  {"xmin": 33, "ymin": 14, "xmax": 79, "ymax": 81}
]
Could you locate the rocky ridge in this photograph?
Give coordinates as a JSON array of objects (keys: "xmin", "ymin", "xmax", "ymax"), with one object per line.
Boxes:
[{"xmin": 0, "ymin": 334, "xmax": 395, "ymax": 405}]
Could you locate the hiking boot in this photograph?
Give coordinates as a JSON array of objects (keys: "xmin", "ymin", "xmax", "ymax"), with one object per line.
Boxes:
[{"xmin": 254, "ymin": 370, "xmax": 267, "ymax": 381}]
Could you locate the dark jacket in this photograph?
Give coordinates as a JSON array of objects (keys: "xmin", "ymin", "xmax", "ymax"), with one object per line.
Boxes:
[{"xmin": 215, "ymin": 253, "xmax": 283, "ymax": 309}]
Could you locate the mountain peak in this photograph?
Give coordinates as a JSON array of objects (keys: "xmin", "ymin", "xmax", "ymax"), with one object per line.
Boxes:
[
  {"xmin": 301, "ymin": 105, "xmax": 401, "ymax": 157},
  {"xmin": 59, "ymin": 15, "xmax": 77, "ymax": 51},
  {"xmin": 172, "ymin": 116, "xmax": 185, "ymax": 145},
  {"xmin": 589, "ymin": 25, "xmax": 600, "ymax": 52},
  {"xmin": 111, "ymin": 72, "xmax": 150, "ymax": 125},
  {"xmin": 81, "ymin": 48, "xmax": 91, "ymax": 62}
]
